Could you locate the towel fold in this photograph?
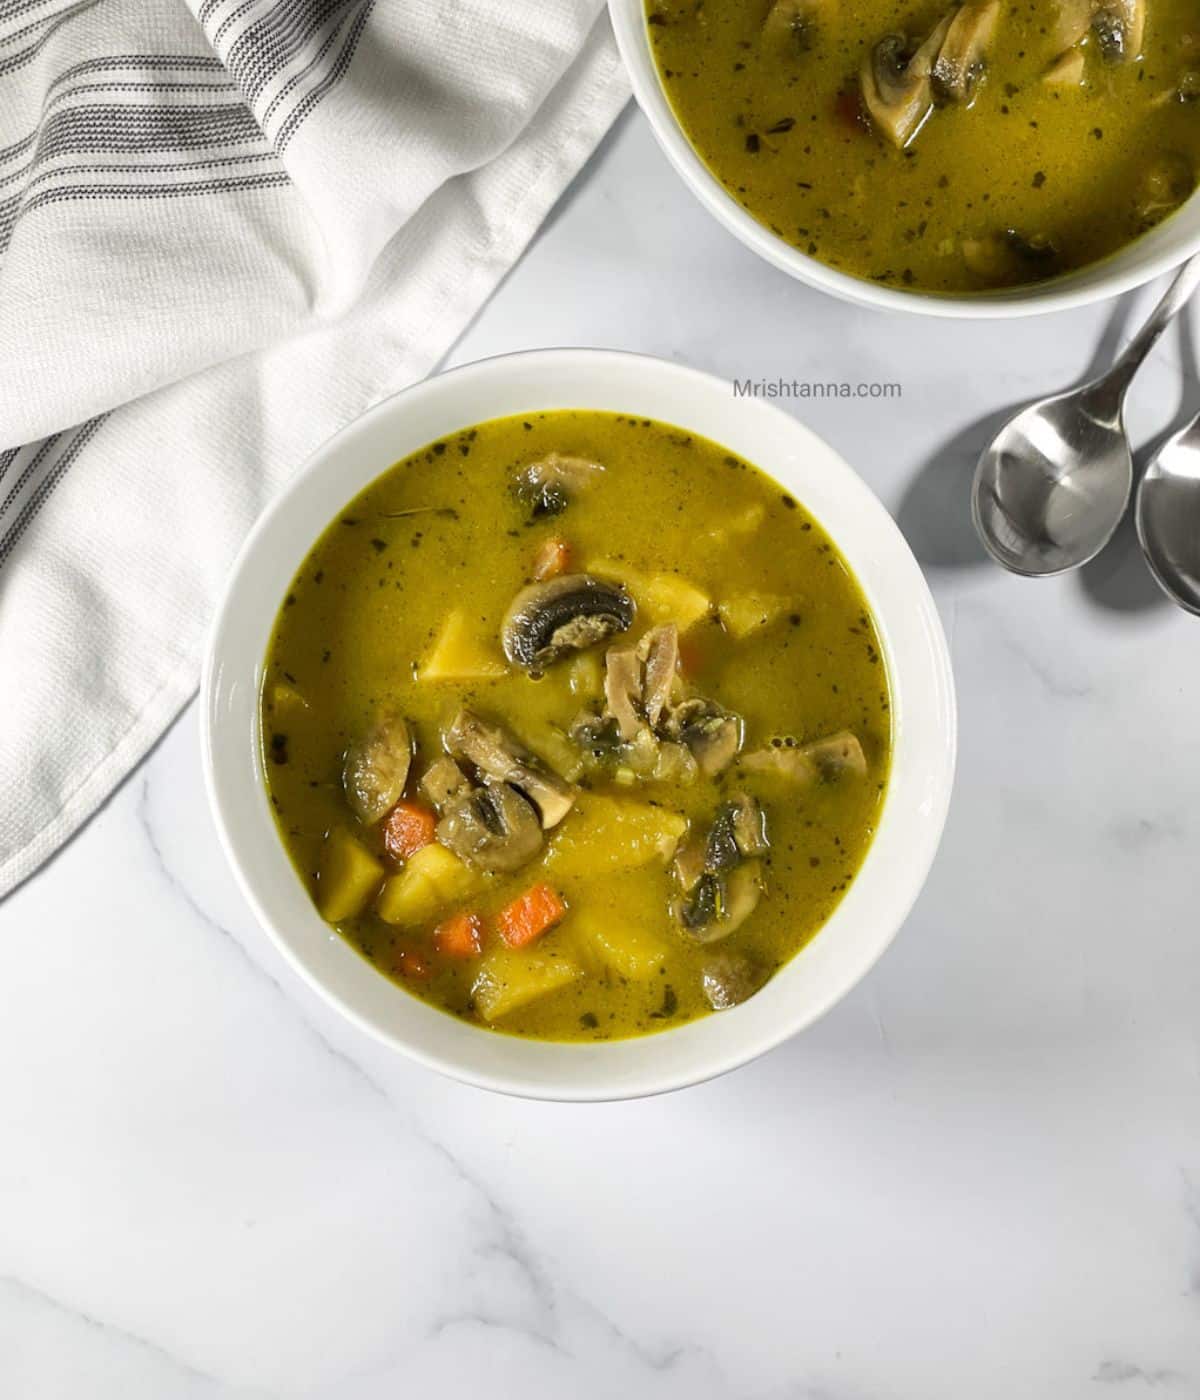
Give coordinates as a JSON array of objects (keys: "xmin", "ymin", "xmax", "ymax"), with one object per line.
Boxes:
[{"xmin": 0, "ymin": 0, "xmax": 630, "ymax": 898}]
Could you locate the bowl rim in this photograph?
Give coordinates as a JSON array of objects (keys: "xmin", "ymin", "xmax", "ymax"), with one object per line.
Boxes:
[
  {"xmin": 606, "ymin": 0, "xmax": 1200, "ymax": 319},
  {"xmin": 201, "ymin": 347, "xmax": 957, "ymax": 1100}
]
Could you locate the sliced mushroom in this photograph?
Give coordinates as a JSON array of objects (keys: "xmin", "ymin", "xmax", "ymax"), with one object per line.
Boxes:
[
  {"xmin": 729, "ymin": 793, "xmax": 771, "ymax": 857},
  {"xmin": 704, "ymin": 808, "xmax": 742, "ymax": 876},
  {"xmin": 741, "ymin": 730, "xmax": 868, "ymax": 784},
  {"xmin": 603, "ymin": 643, "xmax": 643, "ymax": 741},
  {"xmin": 600, "ymin": 622, "xmax": 679, "ymax": 743},
  {"xmin": 672, "ymin": 837, "xmax": 707, "ymax": 893},
  {"xmin": 704, "ymin": 794, "xmax": 770, "ymax": 874},
  {"xmin": 622, "ymin": 726, "xmax": 663, "ymax": 778},
  {"xmin": 961, "ymin": 229, "xmax": 1061, "ymax": 285},
  {"xmin": 763, "ymin": 0, "xmax": 821, "ymax": 50},
  {"xmin": 1091, "ymin": 0, "xmax": 1145, "ymax": 61},
  {"xmin": 569, "ymin": 708, "xmax": 623, "ymax": 763},
  {"xmin": 420, "ymin": 754, "xmax": 470, "ymax": 812},
  {"xmin": 501, "ymin": 573, "xmax": 635, "ymax": 671},
  {"xmin": 663, "ymin": 697, "xmax": 742, "ymax": 777},
  {"xmin": 933, "ymin": 0, "xmax": 1000, "ymax": 102},
  {"xmin": 1053, "ymin": 0, "xmax": 1094, "ymax": 49},
  {"xmin": 445, "ymin": 708, "xmax": 576, "ymax": 827},
  {"xmin": 701, "ymin": 952, "xmax": 767, "ymax": 1011},
  {"xmin": 799, "ymin": 729, "xmax": 868, "ymax": 778},
  {"xmin": 639, "ymin": 624, "xmax": 679, "ymax": 728},
  {"xmin": 514, "ymin": 453, "xmax": 605, "ymax": 518},
  {"xmin": 1043, "ymin": 48, "xmax": 1086, "ymax": 84},
  {"xmin": 1136, "ymin": 153, "xmax": 1195, "ymax": 223},
  {"xmin": 651, "ymin": 740, "xmax": 699, "ymax": 785},
  {"xmin": 342, "ymin": 714, "xmax": 412, "ymax": 824},
  {"xmin": 436, "ymin": 782, "xmax": 542, "ymax": 873},
  {"xmin": 861, "ymin": 15, "xmax": 952, "ymax": 148},
  {"xmin": 675, "ymin": 863, "xmax": 765, "ymax": 944},
  {"xmin": 1153, "ymin": 68, "xmax": 1200, "ymax": 105}
]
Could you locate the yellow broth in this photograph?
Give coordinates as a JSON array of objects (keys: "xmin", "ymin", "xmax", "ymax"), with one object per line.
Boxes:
[
  {"xmin": 261, "ymin": 411, "xmax": 892, "ymax": 1041},
  {"xmin": 647, "ymin": 0, "xmax": 1200, "ymax": 293}
]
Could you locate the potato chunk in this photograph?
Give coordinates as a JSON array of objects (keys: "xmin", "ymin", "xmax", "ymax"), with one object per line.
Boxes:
[
  {"xmin": 545, "ymin": 794, "xmax": 688, "ymax": 877},
  {"xmin": 567, "ymin": 649, "xmax": 604, "ymax": 698},
  {"xmin": 568, "ymin": 911, "xmax": 666, "ymax": 980},
  {"xmin": 269, "ymin": 680, "xmax": 310, "ymax": 718},
  {"xmin": 718, "ymin": 592, "xmax": 792, "ymax": 639},
  {"xmin": 703, "ymin": 501, "xmax": 765, "ymax": 549},
  {"xmin": 512, "ymin": 719, "xmax": 585, "ymax": 782},
  {"xmin": 471, "ymin": 947, "xmax": 583, "ymax": 1022},
  {"xmin": 641, "ymin": 572, "xmax": 711, "ymax": 632},
  {"xmin": 317, "ymin": 828, "xmax": 384, "ymax": 922},
  {"xmin": 421, "ymin": 609, "xmax": 507, "ymax": 681},
  {"xmin": 376, "ymin": 841, "xmax": 477, "ymax": 926},
  {"xmin": 587, "ymin": 557, "xmax": 711, "ymax": 633}
]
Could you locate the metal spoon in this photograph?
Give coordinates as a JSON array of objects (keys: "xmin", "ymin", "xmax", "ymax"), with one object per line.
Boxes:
[
  {"xmin": 1135, "ymin": 410, "xmax": 1200, "ymax": 615},
  {"xmin": 972, "ymin": 254, "xmax": 1200, "ymax": 577}
]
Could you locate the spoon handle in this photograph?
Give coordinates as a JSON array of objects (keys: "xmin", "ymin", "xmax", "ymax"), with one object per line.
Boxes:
[{"xmin": 1101, "ymin": 254, "xmax": 1200, "ymax": 404}]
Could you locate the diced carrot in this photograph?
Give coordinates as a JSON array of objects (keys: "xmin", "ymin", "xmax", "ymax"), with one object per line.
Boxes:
[
  {"xmin": 396, "ymin": 948, "xmax": 432, "ymax": 981},
  {"xmin": 434, "ymin": 911, "xmax": 484, "ymax": 960},
  {"xmin": 496, "ymin": 883, "xmax": 567, "ymax": 949},
  {"xmin": 532, "ymin": 536, "xmax": 571, "ymax": 581},
  {"xmin": 834, "ymin": 87, "xmax": 866, "ymax": 132},
  {"xmin": 678, "ymin": 636, "xmax": 704, "ymax": 677},
  {"xmin": 382, "ymin": 800, "xmax": 438, "ymax": 862}
]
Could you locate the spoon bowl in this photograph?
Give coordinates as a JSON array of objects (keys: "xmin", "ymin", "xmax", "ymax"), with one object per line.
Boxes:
[
  {"xmin": 972, "ymin": 384, "xmax": 1131, "ymax": 576},
  {"xmin": 1135, "ymin": 414, "xmax": 1200, "ymax": 615},
  {"xmin": 972, "ymin": 255, "xmax": 1200, "ymax": 579}
]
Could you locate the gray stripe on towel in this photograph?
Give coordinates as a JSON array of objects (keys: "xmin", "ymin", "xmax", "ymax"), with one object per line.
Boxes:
[{"xmin": 0, "ymin": 417, "xmax": 108, "ymax": 570}]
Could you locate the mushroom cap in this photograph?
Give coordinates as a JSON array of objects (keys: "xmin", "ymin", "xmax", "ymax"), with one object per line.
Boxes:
[
  {"xmin": 445, "ymin": 708, "xmax": 576, "ymax": 827},
  {"xmin": 436, "ymin": 782, "xmax": 543, "ymax": 873},
  {"xmin": 763, "ymin": 0, "xmax": 821, "ymax": 49},
  {"xmin": 419, "ymin": 754, "xmax": 470, "ymax": 812},
  {"xmin": 664, "ymin": 696, "xmax": 743, "ymax": 777},
  {"xmin": 933, "ymin": 0, "xmax": 1000, "ymax": 102},
  {"xmin": 501, "ymin": 573, "xmax": 635, "ymax": 670},
  {"xmin": 342, "ymin": 714, "xmax": 412, "ymax": 824},
  {"xmin": 638, "ymin": 623, "xmax": 679, "ymax": 728},
  {"xmin": 701, "ymin": 952, "xmax": 766, "ymax": 1011},
  {"xmin": 861, "ymin": 14, "xmax": 952, "ymax": 148},
  {"xmin": 603, "ymin": 642, "xmax": 643, "ymax": 741},
  {"xmin": 675, "ymin": 862, "xmax": 765, "ymax": 944},
  {"xmin": 1092, "ymin": 0, "xmax": 1145, "ymax": 62},
  {"xmin": 514, "ymin": 453, "xmax": 605, "ymax": 518}
]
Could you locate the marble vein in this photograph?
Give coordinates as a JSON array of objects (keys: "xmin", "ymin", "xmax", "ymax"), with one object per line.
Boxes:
[
  {"xmin": 0, "ymin": 1274, "xmax": 266, "ymax": 1399},
  {"xmin": 1093, "ymin": 1361, "xmax": 1185, "ymax": 1388}
]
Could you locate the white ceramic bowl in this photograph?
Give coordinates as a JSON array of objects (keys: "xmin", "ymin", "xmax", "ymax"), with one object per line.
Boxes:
[
  {"xmin": 202, "ymin": 349, "xmax": 956, "ymax": 1100},
  {"xmin": 608, "ymin": 0, "xmax": 1200, "ymax": 318}
]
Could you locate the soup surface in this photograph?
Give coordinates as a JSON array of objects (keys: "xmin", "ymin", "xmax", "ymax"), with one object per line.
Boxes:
[
  {"xmin": 262, "ymin": 411, "xmax": 891, "ymax": 1041},
  {"xmin": 647, "ymin": 0, "xmax": 1200, "ymax": 292}
]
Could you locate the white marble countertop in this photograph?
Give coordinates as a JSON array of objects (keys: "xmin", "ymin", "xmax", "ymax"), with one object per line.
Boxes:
[{"xmin": 3, "ymin": 107, "xmax": 1199, "ymax": 1400}]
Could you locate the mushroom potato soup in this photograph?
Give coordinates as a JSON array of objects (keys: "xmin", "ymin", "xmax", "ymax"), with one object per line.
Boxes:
[
  {"xmin": 262, "ymin": 412, "xmax": 891, "ymax": 1042},
  {"xmin": 647, "ymin": 0, "xmax": 1200, "ymax": 293}
]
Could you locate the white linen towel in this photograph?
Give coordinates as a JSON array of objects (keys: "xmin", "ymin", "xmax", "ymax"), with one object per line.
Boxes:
[{"xmin": 0, "ymin": 0, "xmax": 630, "ymax": 898}]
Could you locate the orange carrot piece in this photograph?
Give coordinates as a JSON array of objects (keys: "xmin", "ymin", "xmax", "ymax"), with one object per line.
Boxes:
[
  {"xmin": 496, "ymin": 883, "xmax": 567, "ymax": 949},
  {"xmin": 434, "ymin": 911, "xmax": 484, "ymax": 960},
  {"xmin": 382, "ymin": 800, "xmax": 437, "ymax": 862},
  {"xmin": 677, "ymin": 637, "xmax": 704, "ymax": 678},
  {"xmin": 396, "ymin": 948, "xmax": 432, "ymax": 981},
  {"xmin": 532, "ymin": 536, "xmax": 571, "ymax": 581}
]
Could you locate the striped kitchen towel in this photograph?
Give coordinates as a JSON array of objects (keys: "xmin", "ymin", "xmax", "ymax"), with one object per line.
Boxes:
[{"xmin": 0, "ymin": 0, "xmax": 629, "ymax": 899}]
